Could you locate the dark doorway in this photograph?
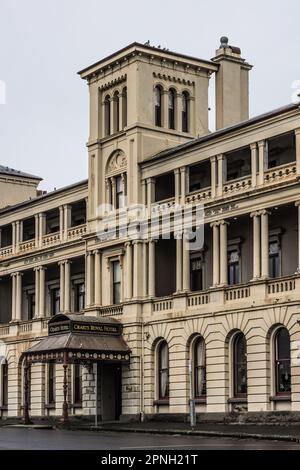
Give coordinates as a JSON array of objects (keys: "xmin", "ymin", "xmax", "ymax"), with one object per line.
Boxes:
[{"xmin": 100, "ymin": 363, "xmax": 122, "ymax": 421}]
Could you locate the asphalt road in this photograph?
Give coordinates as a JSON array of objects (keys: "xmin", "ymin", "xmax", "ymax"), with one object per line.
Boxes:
[{"xmin": 0, "ymin": 428, "xmax": 299, "ymax": 450}]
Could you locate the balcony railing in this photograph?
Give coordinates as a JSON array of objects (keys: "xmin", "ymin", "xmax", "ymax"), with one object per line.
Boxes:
[
  {"xmin": 223, "ymin": 176, "xmax": 252, "ymax": 196},
  {"xmin": 264, "ymin": 162, "xmax": 296, "ymax": 186},
  {"xmin": 153, "ymin": 298, "xmax": 173, "ymax": 312},
  {"xmin": 19, "ymin": 239, "xmax": 36, "ymax": 253},
  {"xmin": 97, "ymin": 305, "xmax": 123, "ymax": 316},
  {"xmin": 67, "ymin": 224, "xmax": 87, "ymax": 241},
  {"xmin": 42, "ymin": 231, "xmax": 61, "ymax": 247},
  {"xmin": 186, "ymin": 188, "xmax": 211, "ymax": 204},
  {"xmin": 225, "ymin": 285, "xmax": 251, "ymax": 301},
  {"xmin": 0, "ymin": 246, "xmax": 13, "ymax": 258},
  {"xmin": 188, "ymin": 292, "xmax": 210, "ymax": 307},
  {"xmin": 267, "ymin": 278, "xmax": 296, "ymax": 295}
]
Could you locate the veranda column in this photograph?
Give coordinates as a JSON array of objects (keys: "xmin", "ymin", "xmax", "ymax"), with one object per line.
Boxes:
[
  {"xmin": 133, "ymin": 240, "xmax": 143, "ymax": 298},
  {"xmin": 63, "ymin": 205, "xmax": 71, "ymax": 241},
  {"xmin": 125, "ymin": 242, "xmax": 133, "ymax": 300},
  {"xmin": 39, "ymin": 213, "xmax": 46, "ymax": 247},
  {"xmin": 34, "ymin": 267, "xmax": 40, "ymax": 318},
  {"xmin": 261, "ymin": 209, "xmax": 269, "ymax": 278},
  {"xmin": 296, "ymin": 201, "xmax": 300, "ymax": 273},
  {"xmin": 64, "ymin": 260, "xmax": 71, "ymax": 312},
  {"xmin": 210, "ymin": 156, "xmax": 217, "ymax": 198},
  {"xmin": 258, "ymin": 140, "xmax": 266, "ymax": 186},
  {"xmin": 59, "ymin": 261, "xmax": 65, "ymax": 312},
  {"xmin": 174, "ymin": 169, "xmax": 181, "ymax": 206},
  {"xmin": 94, "ymin": 249, "xmax": 102, "ymax": 306},
  {"xmin": 251, "ymin": 212, "xmax": 261, "ymax": 279},
  {"xmin": 12, "ymin": 222, "xmax": 16, "ymax": 253},
  {"xmin": 59, "ymin": 206, "xmax": 64, "ymax": 241},
  {"xmin": 148, "ymin": 240, "xmax": 156, "ymax": 297},
  {"xmin": 219, "ymin": 220, "xmax": 228, "ymax": 286},
  {"xmin": 39, "ymin": 267, "xmax": 46, "ymax": 317},
  {"xmin": 34, "ymin": 214, "xmax": 39, "ymax": 248},
  {"xmin": 180, "ymin": 167, "xmax": 186, "ymax": 206},
  {"xmin": 11, "ymin": 273, "xmax": 16, "ymax": 321},
  {"xmin": 85, "ymin": 252, "xmax": 94, "ymax": 308},
  {"xmin": 176, "ymin": 237, "xmax": 183, "ymax": 292},
  {"xmin": 295, "ymin": 129, "xmax": 300, "ymax": 176},
  {"xmin": 211, "ymin": 222, "xmax": 220, "ymax": 286},
  {"xmin": 146, "ymin": 178, "xmax": 155, "ymax": 213},
  {"xmin": 217, "ymin": 154, "xmax": 225, "ymax": 197},
  {"xmin": 15, "ymin": 220, "xmax": 20, "ymax": 254},
  {"xmin": 250, "ymin": 142, "xmax": 258, "ymax": 188},
  {"xmin": 142, "ymin": 241, "xmax": 148, "ymax": 297},
  {"xmin": 15, "ymin": 272, "xmax": 22, "ymax": 321},
  {"xmin": 141, "ymin": 180, "xmax": 147, "ymax": 207},
  {"xmin": 182, "ymin": 232, "xmax": 190, "ymax": 291}
]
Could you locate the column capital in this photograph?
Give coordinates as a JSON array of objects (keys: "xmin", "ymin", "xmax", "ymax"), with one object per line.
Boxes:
[
  {"xmin": 146, "ymin": 177, "xmax": 155, "ymax": 184},
  {"xmin": 210, "ymin": 221, "xmax": 220, "ymax": 228},
  {"xmin": 257, "ymin": 139, "xmax": 265, "ymax": 148},
  {"xmin": 179, "ymin": 166, "xmax": 186, "ymax": 173},
  {"xmin": 210, "ymin": 155, "xmax": 217, "ymax": 163},
  {"xmin": 295, "ymin": 200, "xmax": 300, "ymax": 207},
  {"xmin": 219, "ymin": 219, "xmax": 229, "ymax": 226},
  {"xmin": 174, "ymin": 168, "xmax": 180, "ymax": 175},
  {"xmin": 250, "ymin": 142, "xmax": 257, "ymax": 150},
  {"xmin": 260, "ymin": 209, "xmax": 271, "ymax": 216},
  {"xmin": 216, "ymin": 153, "xmax": 224, "ymax": 161},
  {"xmin": 124, "ymin": 241, "xmax": 132, "ymax": 248},
  {"xmin": 295, "ymin": 128, "xmax": 300, "ymax": 136},
  {"xmin": 250, "ymin": 210, "xmax": 261, "ymax": 218}
]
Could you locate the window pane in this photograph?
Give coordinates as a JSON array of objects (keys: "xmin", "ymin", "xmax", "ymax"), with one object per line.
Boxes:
[
  {"xmin": 194, "ymin": 338, "xmax": 206, "ymax": 397},
  {"xmin": 159, "ymin": 342, "xmax": 169, "ymax": 399},
  {"xmin": 234, "ymin": 334, "xmax": 247, "ymax": 397}
]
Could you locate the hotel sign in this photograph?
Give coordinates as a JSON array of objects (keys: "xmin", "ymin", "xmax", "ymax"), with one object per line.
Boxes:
[{"xmin": 48, "ymin": 321, "xmax": 121, "ymax": 336}]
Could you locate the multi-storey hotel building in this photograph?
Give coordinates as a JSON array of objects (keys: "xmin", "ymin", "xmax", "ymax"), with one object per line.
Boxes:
[{"xmin": 1, "ymin": 37, "xmax": 300, "ymax": 423}]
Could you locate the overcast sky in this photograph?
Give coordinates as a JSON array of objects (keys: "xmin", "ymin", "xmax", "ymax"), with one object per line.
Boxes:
[{"xmin": 0, "ymin": 0, "xmax": 299, "ymax": 192}]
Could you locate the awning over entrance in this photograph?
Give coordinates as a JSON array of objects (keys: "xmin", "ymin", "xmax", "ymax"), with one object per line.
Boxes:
[
  {"xmin": 24, "ymin": 314, "xmax": 131, "ymax": 364},
  {"xmin": 20, "ymin": 313, "xmax": 131, "ymax": 425}
]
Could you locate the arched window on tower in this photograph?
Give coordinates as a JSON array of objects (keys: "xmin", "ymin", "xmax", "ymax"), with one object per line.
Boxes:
[
  {"xmin": 274, "ymin": 327, "xmax": 291, "ymax": 396},
  {"xmin": 168, "ymin": 89, "xmax": 176, "ymax": 130},
  {"xmin": 182, "ymin": 91, "xmax": 189, "ymax": 132},
  {"xmin": 233, "ymin": 333, "xmax": 247, "ymax": 398},
  {"xmin": 104, "ymin": 95, "xmax": 111, "ymax": 136},
  {"xmin": 154, "ymin": 86, "xmax": 162, "ymax": 127},
  {"xmin": 113, "ymin": 91, "xmax": 120, "ymax": 133},
  {"xmin": 122, "ymin": 87, "xmax": 127, "ymax": 129}
]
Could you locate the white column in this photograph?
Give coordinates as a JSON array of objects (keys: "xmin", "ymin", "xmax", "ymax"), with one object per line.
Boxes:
[
  {"xmin": 220, "ymin": 221, "xmax": 228, "ymax": 286},
  {"xmin": 210, "ymin": 156, "xmax": 217, "ymax": 198},
  {"xmin": 295, "ymin": 129, "xmax": 300, "ymax": 176},
  {"xmin": 176, "ymin": 237, "xmax": 183, "ymax": 292},
  {"xmin": 34, "ymin": 267, "xmax": 40, "ymax": 318},
  {"xmin": 180, "ymin": 166, "xmax": 186, "ymax": 206},
  {"xmin": 296, "ymin": 202, "xmax": 300, "ymax": 273},
  {"xmin": 148, "ymin": 240, "xmax": 156, "ymax": 297},
  {"xmin": 59, "ymin": 261, "xmax": 65, "ymax": 312},
  {"xmin": 15, "ymin": 221, "xmax": 20, "ymax": 253},
  {"xmin": 146, "ymin": 178, "xmax": 155, "ymax": 212},
  {"xmin": 141, "ymin": 180, "xmax": 147, "ymax": 207},
  {"xmin": 12, "ymin": 222, "xmax": 16, "ymax": 253},
  {"xmin": 34, "ymin": 214, "xmax": 39, "ymax": 247},
  {"xmin": 64, "ymin": 260, "xmax": 71, "ymax": 312},
  {"xmin": 110, "ymin": 97, "xmax": 115, "ymax": 135},
  {"xmin": 182, "ymin": 233, "xmax": 190, "ymax": 291},
  {"xmin": 118, "ymin": 92, "xmax": 124, "ymax": 131},
  {"xmin": 133, "ymin": 240, "xmax": 143, "ymax": 298},
  {"xmin": 39, "ymin": 267, "xmax": 46, "ymax": 318},
  {"xmin": 251, "ymin": 212, "xmax": 261, "ymax": 279},
  {"xmin": 85, "ymin": 252, "xmax": 94, "ymax": 308},
  {"xmin": 258, "ymin": 140, "xmax": 266, "ymax": 186},
  {"xmin": 261, "ymin": 210, "xmax": 269, "ymax": 278},
  {"xmin": 174, "ymin": 169, "xmax": 181, "ymax": 206},
  {"xmin": 163, "ymin": 90, "xmax": 169, "ymax": 128},
  {"xmin": 94, "ymin": 249, "xmax": 102, "ymax": 306},
  {"xmin": 15, "ymin": 272, "xmax": 22, "ymax": 321},
  {"xmin": 250, "ymin": 142, "xmax": 258, "ymax": 188},
  {"xmin": 125, "ymin": 242, "xmax": 133, "ymax": 300},
  {"xmin": 11, "ymin": 274, "xmax": 16, "ymax": 321},
  {"xmin": 211, "ymin": 222, "xmax": 220, "ymax": 286},
  {"xmin": 39, "ymin": 213, "xmax": 46, "ymax": 247},
  {"xmin": 142, "ymin": 242, "xmax": 148, "ymax": 297},
  {"xmin": 63, "ymin": 205, "xmax": 71, "ymax": 241},
  {"xmin": 217, "ymin": 154, "xmax": 225, "ymax": 197}
]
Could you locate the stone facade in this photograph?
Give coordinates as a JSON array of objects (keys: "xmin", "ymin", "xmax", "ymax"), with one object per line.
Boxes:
[{"xmin": 1, "ymin": 39, "xmax": 300, "ymax": 423}]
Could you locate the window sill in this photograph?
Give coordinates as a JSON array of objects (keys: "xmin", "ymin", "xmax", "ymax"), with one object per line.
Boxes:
[
  {"xmin": 44, "ymin": 403, "xmax": 56, "ymax": 409},
  {"xmin": 194, "ymin": 398, "xmax": 207, "ymax": 404},
  {"xmin": 269, "ymin": 395, "xmax": 291, "ymax": 402},
  {"xmin": 153, "ymin": 399, "xmax": 170, "ymax": 406},
  {"xmin": 228, "ymin": 397, "xmax": 247, "ymax": 404}
]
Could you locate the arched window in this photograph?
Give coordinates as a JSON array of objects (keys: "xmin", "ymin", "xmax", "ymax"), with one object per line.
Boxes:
[
  {"xmin": 233, "ymin": 333, "xmax": 247, "ymax": 398},
  {"xmin": 193, "ymin": 337, "xmax": 206, "ymax": 398},
  {"xmin": 104, "ymin": 95, "xmax": 111, "ymax": 136},
  {"xmin": 154, "ymin": 86, "xmax": 162, "ymax": 127},
  {"xmin": 274, "ymin": 327, "xmax": 291, "ymax": 395},
  {"xmin": 113, "ymin": 91, "xmax": 120, "ymax": 133},
  {"xmin": 122, "ymin": 87, "xmax": 127, "ymax": 128},
  {"xmin": 182, "ymin": 91, "xmax": 189, "ymax": 132},
  {"xmin": 48, "ymin": 363, "xmax": 56, "ymax": 405},
  {"xmin": 158, "ymin": 340, "xmax": 169, "ymax": 400},
  {"xmin": 168, "ymin": 89, "xmax": 176, "ymax": 130},
  {"xmin": 0, "ymin": 361, "xmax": 8, "ymax": 408}
]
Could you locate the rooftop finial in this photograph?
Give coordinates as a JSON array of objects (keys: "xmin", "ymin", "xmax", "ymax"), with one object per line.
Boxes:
[{"xmin": 220, "ymin": 36, "xmax": 229, "ymax": 48}]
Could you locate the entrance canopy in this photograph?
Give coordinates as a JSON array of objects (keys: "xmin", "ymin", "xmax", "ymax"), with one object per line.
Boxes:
[{"xmin": 23, "ymin": 313, "xmax": 131, "ymax": 364}]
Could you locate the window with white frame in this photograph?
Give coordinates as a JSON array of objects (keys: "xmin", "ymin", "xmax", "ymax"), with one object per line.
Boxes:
[
  {"xmin": 157, "ymin": 340, "xmax": 169, "ymax": 401},
  {"xmin": 233, "ymin": 333, "xmax": 247, "ymax": 398},
  {"xmin": 274, "ymin": 327, "xmax": 291, "ymax": 396},
  {"xmin": 192, "ymin": 337, "xmax": 206, "ymax": 398}
]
